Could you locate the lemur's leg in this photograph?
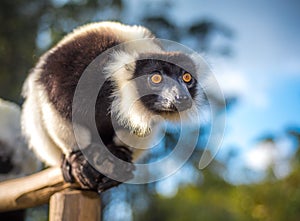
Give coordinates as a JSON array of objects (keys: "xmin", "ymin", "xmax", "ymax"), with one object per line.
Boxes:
[{"xmin": 61, "ymin": 143, "xmax": 134, "ymax": 193}]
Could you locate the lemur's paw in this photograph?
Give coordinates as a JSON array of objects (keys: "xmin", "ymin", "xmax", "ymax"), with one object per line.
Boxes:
[
  {"xmin": 61, "ymin": 150, "xmax": 102, "ymax": 190},
  {"xmin": 61, "ymin": 144, "xmax": 135, "ymax": 192}
]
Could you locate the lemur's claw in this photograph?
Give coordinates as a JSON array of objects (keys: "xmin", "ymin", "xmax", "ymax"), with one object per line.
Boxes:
[
  {"xmin": 61, "ymin": 144, "xmax": 134, "ymax": 192},
  {"xmin": 61, "ymin": 154, "xmax": 75, "ymax": 183}
]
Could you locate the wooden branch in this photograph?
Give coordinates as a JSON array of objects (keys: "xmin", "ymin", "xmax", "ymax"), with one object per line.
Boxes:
[
  {"xmin": 49, "ymin": 190, "xmax": 101, "ymax": 221},
  {"xmin": 0, "ymin": 167, "xmax": 79, "ymax": 212}
]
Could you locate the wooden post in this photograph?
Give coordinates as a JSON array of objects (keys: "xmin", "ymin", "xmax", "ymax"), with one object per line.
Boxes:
[{"xmin": 49, "ymin": 190, "xmax": 101, "ymax": 221}]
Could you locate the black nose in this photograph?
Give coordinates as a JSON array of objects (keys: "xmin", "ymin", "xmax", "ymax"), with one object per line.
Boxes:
[{"xmin": 174, "ymin": 95, "xmax": 192, "ymax": 111}]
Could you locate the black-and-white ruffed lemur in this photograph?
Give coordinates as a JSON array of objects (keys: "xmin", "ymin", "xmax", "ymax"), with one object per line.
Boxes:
[{"xmin": 21, "ymin": 22, "xmax": 204, "ymax": 192}]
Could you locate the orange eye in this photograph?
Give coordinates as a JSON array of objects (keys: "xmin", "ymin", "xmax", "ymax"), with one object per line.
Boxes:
[
  {"xmin": 151, "ymin": 73, "xmax": 162, "ymax": 84},
  {"xmin": 182, "ymin": 73, "xmax": 192, "ymax": 83}
]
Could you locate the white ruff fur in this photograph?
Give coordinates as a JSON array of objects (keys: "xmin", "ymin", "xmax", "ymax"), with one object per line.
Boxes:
[
  {"xmin": 106, "ymin": 53, "xmax": 155, "ymax": 137},
  {"xmin": 21, "ymin": 71, "xmax": 62, "ymax": 166}
]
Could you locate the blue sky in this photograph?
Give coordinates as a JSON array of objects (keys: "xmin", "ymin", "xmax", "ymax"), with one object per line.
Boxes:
[
  {"xmin": 124, "ymin": 0, "xmax": 300, "ymax": 184},
  {"xmin": 163, "ymin": 0, "xmax": 300, "ymax": 182}
]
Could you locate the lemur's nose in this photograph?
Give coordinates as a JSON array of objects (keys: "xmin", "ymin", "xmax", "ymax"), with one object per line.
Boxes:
[
  {"xmin": 175, "ymin": 95, "xmax": 189, "ymax": 101},
  {"xmin": 174, "ymin": 94, "xmax": 192, "ymax": 111}
]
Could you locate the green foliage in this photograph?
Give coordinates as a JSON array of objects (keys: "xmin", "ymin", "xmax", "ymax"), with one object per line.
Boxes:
[
  {"xmin": 136, "ymin": 169, "xmax": 300, "ymax": 221},
  {"xmin": 0, "ymin": 0, "xmax": 40, "ymax": 102},
  {"xmin": 0, "ymin": 0, "xmax": 124, "ymax": 103},
  {"xmin": 135, "ymin": 130, "xmax": 300, "ymax": 221}
]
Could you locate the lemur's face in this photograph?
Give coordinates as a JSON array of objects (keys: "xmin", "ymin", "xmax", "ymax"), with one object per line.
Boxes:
[{"xmin": 133, "ymin": 56, "xmax": 198, "ymax": 114}]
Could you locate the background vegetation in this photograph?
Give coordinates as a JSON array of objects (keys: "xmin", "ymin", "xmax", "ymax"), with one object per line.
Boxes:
[{"xmin": 0, "ymin": 0, "xmax": 299, "ymax": 220}]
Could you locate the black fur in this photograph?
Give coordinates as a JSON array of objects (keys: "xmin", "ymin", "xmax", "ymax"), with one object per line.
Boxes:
[
  {"xmin": 38, "ymin": 28, "xmax": 121, "ymax": 146},
  {"xmin": 0, "ymin": 140, "xmax": 14, "ymax": 174},
  {"xmin": 38, "ymin": 29, "xmax": 121, "ymax": 121}
]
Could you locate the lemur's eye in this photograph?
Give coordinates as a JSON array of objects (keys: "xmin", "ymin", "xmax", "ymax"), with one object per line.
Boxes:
[
  {"xmin": 182, "ymin": 72, "xmax": 192, "ymax": 83},
  {"xmin": 151, "ymin": 73, "xmax": 162, "ymax": 84}
]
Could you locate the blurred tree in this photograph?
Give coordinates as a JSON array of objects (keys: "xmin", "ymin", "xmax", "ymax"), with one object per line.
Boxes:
[
  {"xmin": 135, "ymin": 129, "xmax": 300, "ymax": 221},
  {"xmin": 0, "ymin": 0, "xmax": 41, "ymax": 102},
  {"xmin": 0, "ymin": 0, "xmax": 124, "ymax": 103}
]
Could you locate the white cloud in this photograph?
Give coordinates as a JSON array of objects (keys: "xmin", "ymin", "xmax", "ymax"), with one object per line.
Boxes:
[
  {"xmin": 243, "ymin": 137, "xmax": 294, "ymax": 179},
  {"xmin": 214, "ymin": 67, "xmax": 248, "ymax": 97},
  {"xmin": 243, "ymin": 142, "xmax": 277, "ymax": 171},
  {"xmin": 212, "ymin": 60, "xmax": 270, "ymax": 110}
]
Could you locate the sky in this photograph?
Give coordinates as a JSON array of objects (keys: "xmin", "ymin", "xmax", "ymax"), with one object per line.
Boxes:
[
  {"xmin": 138, "ymin": 0, "xmax": 300, "ymax": 183},
  {"xmin": 170, "ymin": 0, "xmax": 300, "ymax": 183}
]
